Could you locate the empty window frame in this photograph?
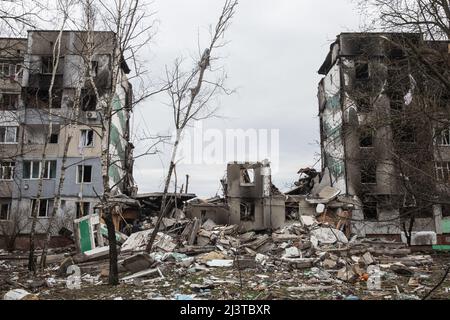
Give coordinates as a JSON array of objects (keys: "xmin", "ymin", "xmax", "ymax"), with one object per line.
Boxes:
[
  {"xmin": 48, "ymin": 133, "xmax": 59, "ymax": 144},
  {"xmin": 23, "ymin": 160, "xmax": 57, "ymax": 179},
  {"xmin": 31, "ymin": 199, "xmax": 53, "ymax": 218},
  {"xmin": 363, "ymin": 201, "xmax": 378, "ymax": 221},
  {"xmin": 356, "ymin": 97, "xmax": 372, "ymax": 113},
  {"xmin": 0, "ymin": 63, "xmax": 19, "ymax": 78},
  {"xmin": 355, "ymin": 62, "xmax": 369, "ymax": 81},
  {"xmin": 436, "ymin": 162, "xmax": 450, "ymax": 183},
  {"xmin": 434, "ymin": 127, "xmax": 450, "ymax": 146},
  {"xmin": 0, "ymin": 126, "xmax": 18, "ymax": 144},
  {"xmin": 0, "ymin": 93, "xmax": 19, "ymax": 110},
  {"xmin": 0, "ymin": 161, "xmax": 15, "ymax": 180},
  {"xmin": 90, "ymin": 61, "xmax": 99, "ymax": 77},
  {"xmin": 240, "ymin": 201, "xmax": 255, "ymax": 221},
  {"xmin": 26, "ymin": 88, "xmax": 62, "ymax": 109},
  {"xmin": 0, "ymin": 201, "xmax": 11, "ymax": 220},
  {"xmin": 41, "ymin": 56, "xmax": 54, "ymax": 74},
  {"xmin": 361, "ymin": 161, "xmax": 377, "ymax": 184},
  {"xmin": 77, "ymin": 165, "xmax": 93, "ymax": 183},
  {"xmin": 76, "ymin": 202, "xmax": 91, "ymax": 219},
  {"xmin": 81, "ymin": 93, "xmax": 97, "ymax": 111},
  {"xmin": 360, "ymin": 128, "xmax": 374, "ymax": 148},
  {"xmin": 80, "ymin": 129, "xmax": 94, "ymax": 147},
  {"xmin": 395, "ymin": 124, "xmax": 416, "ymax": 143},
  {"xmin": 240, "ymin": 168, "xmax": 255, "ymax": 185}
]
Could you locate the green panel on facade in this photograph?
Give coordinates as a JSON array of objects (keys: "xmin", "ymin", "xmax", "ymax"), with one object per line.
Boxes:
[
  {"xmin": 442, "ymin": 219, "xmax": 450, "ymax": 234},
  {"xmin": 432, "ymin": 245, "xmax": 450, "ymax": 251},
  {"xmin": 79, "ymin": 219, "xmax": 93, "ymax": 253}
]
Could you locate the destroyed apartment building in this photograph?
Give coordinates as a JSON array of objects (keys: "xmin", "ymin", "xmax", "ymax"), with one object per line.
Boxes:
[
  {"xmin": 316, "ymin": 33, "xmax": 450, "ymax": 248},
  {"xmin": 0, "ymin": 31, "xmax": 136, "ymax": 248},
  {"xmin": 1, "ymin": 32, "xmax": 450, "ymax": 301}
]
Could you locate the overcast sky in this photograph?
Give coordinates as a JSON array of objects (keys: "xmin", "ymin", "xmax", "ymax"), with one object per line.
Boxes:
[{"xmin": 132, "ymin": 0, "xmax": 362, "ymax": 198}]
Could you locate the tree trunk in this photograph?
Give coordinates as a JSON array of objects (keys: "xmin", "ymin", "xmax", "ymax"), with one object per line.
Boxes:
[
  {"xmin": 40, "ymin": 135, "xmax": 72, "ymax": 269},
  {"xmin": 104, "ymin": 207, "xmax": 119, "ymax": 286},
  {"xmin": 146, "ymin": 130, "xmax": 181, "ymax": 252}
]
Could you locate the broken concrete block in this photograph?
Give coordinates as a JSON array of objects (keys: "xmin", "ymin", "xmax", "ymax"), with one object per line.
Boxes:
[
  {"xmin": 3, "ymin": 289, "xmax": 39, "ymax": 300},
  {"xmin": 201, "ymin": 219, "xmax": 217, "ymax": 231},
  {"xmin": 179, "ymin": 257, "xmax": 195, "ymax": 268},
  {"xmin": 352, "ymin": 264, "xmax": 366, "ymax": 277},
  {"xmin": 390, "ymin": 263, "xmax": 414, "ymax": 277},
  {"xmin": 234, "ymin": 257, "xmax": 256, "ymax": 270},
  {"xmin": 337, "ymin": 267, "xmax": 356, "ymax": 282},
  {"xmin": 283, "ymin": 247, "xmax": 301, "ymax": 259},
  {"xmin": 206, "ymin": 260, "xmax": 234, "ymax": 267},
  {"xmin": 322, "ymin": 259, "xmax": 337, "ymax": 269},
  {"xmin": 198, "ymin": 251, "xmax": 227, "ymax": 264},
  {"xmin": 83, "ymin": 246, "xmax": 110, "ymax": 261},
  {"xmin": 300, "ymin": 215, "xmax": 317, "ymax": 227},
  {"xmin": 121, "ymin": 268, "xmax": 162, "ymax": 281},
  {"xmin": 310, "ymin": 227, "xmax": 348, "ymax": 245},
  {"xmin": 282, "ymin": 258, "xmax": 315, "ymax": 269},
  {"xmin": 58, "ymin": 256, "xmax": 75, "ymax": 276},
  {"xmin": 361, "ymin": 252, "xmax": 375, "ymax": 266},
  {"xmin": 255, "ymin": 253, "xmax": 269, "ymax": 266},
  {"xmin": 123, "ymin": 253, "xmax": 155, "ymax": 273}
]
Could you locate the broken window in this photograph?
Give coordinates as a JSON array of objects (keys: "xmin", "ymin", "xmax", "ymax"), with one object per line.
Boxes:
[
  {"xmin": 31, "ymin": 199, "xmax": 53, "ymax": 218},
  {"xmin": 0, "ymin": 201, "xmax": 11, "ymax": 220},
  {"xmin": 240, "ymin": 201, "xmax": 255, "ymax": 221},
  {"xmin": 434, "ymin": 126, "xmax": 450, "ymax": 146},
  {"xmin": 395, "ymin": 124, "xmax": 416, "ymax": 143},
  {"xmin": 435, "ymin": 161, "xmax": 450, "ymax": 183},
  {"xmin": 355, "ymin": 62, "xmax": 369, "ymax": 81},
  {"xmin": 82, "ymin": 93, "xmax": 97, "ymax": 111},
  {"xmin": 77, "ymin": 165, "xmax": 93, "ymax": 183},
  {"xmin": 0, "ymin": 161, "xmax": 15, "ymax": 180},
  {"xmin": 356, "ymin": 97, "xmax": 372, "ymax": 113},
  {"xmin": 442, "ymin": 205, "xmax": 450, "ymax": 218},
  {"xmin": 360, "ymin": 128, "xmax": 374, "ymax": 147},
  {"xmin": 363, "ymin": 201, "xmax": 378, "ymax": 221},
  {"xmin": 0, "ymin": 126, "xmax": 18, "ymax": 144},
  {"xmin": 0, "ymin": 63, "xmax": 15, "ymax": 78},
  {"xmin": 26, "ymin": 88, "xmax": 62, "ymax": 109},
  {"xmin": 76, "ymin": 202, "xmax": 90, "ymax": 219},
  {"xmin": 240, "ymin": 168, "xmax": 255, "ymax": 185},
  {"xmin": 48, "ymin": 133, "xmax": 59, "ymax": 144},
  {"xmin": 90, "ymin": 61, "xmax": 99, "ymax": 77},
  {"xmin": 80, "ymin": 129, "xmax": 94, "ymax": 147},
  {"xmin": 0, "ymin": 93, "xmax": 19, "ymax": 110},
  {"xmin": 361, "ymin": 161, "xmax": 377, "ymax": 184},
  {"xmin": 41, "ymin": 56, "xmax": 54, "ymax": 74},
  {"xmin": 389, "ymin": 90, "xmax": 405, "ymax": 111}
]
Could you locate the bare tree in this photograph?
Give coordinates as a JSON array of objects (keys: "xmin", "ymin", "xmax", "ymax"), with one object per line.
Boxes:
[
  {"xmin": 27, "ymin": 0, "xmax": 74, "ymax": 272},
  {"xmin": 146, "ymin": 0, "xmax": 238, "ymax": 253}
]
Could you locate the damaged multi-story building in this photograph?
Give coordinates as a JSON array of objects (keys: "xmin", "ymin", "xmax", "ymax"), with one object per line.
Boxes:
[
  {"xmin": 0, "ymin": 31, "xmax": 135, "ymax": 246},
  {"xmin": 317, "ymin": 33, "xmax": 450, "ymax": 247}
]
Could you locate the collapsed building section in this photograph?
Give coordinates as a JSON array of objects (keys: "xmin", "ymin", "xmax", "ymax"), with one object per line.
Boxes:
[{"xmin": 187, "ymin": 161, "xmax": 285, "ymax": 231}]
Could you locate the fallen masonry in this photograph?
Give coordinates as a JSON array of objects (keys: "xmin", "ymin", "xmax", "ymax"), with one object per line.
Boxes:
[{"xmin": 1, "ymin": 211, "xmax": 449, "ymax": 300}]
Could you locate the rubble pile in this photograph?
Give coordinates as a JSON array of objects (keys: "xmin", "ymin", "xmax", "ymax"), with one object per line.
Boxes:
[{"xmin": 1, "ymin": 214, "xmax": 448, "ymax": 300}]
